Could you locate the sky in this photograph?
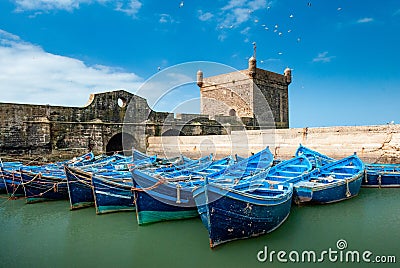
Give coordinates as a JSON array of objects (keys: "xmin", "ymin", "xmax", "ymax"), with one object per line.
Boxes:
[{"xmin": 0, "ymin": 0, "xmax": 399, "ymax": 128}]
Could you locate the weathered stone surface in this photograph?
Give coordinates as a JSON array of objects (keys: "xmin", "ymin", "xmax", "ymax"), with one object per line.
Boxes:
[
  {"xmin": 147, "ymin": 125, "xmax": 400, "ymax": 164},
  {"xmin": 0, "ymin": 90, "xmax": 243, "ymax": 158},
  {"xmin": 198, "ymin": 62, "xmax": 290, "ymax": 128}
]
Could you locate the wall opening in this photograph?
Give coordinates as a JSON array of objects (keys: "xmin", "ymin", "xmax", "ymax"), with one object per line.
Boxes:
[
  {"xmin": 118, "ymin": 97, "xmax": 127, "ymax": 108},
  {"xmin": 106, "ymin": 132, "xmax": 136, "ymax": 156}
]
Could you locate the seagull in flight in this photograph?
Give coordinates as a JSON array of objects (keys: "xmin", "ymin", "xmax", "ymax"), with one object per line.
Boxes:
[{"xmin": 179, "ymin": 1, "xmax": 184, "ymax": 8}]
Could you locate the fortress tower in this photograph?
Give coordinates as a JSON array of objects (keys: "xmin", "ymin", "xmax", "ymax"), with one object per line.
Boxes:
[{"xmin": 197, "ymin": 57, "xmax": 291, "ymax": 129}]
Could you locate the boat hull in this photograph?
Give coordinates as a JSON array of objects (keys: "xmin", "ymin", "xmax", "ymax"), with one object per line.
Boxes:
[
  {"xmin": 294, "ymin": 174, "xmax": 363, "ymax": 204},
  {"xmin": 363, "ymin": 167, "xmax": 400, "ymax": 188},
  {"xmin": 92, "ymin": 175, "xmax": 135, "ymax": 214},
  {"xmin": 132, "ymin": 170, "xmax": 198, "ymax": 225},
  {"xmin": 0, "ymin": 179, "xmax": 6, "ymax": 193},
  {"xmin": 193, "ymin": 184, "xmax": 292, "ymax": 248},
  {"xmin": 2, "ymin": 169, "xmax": 25, "ymax": 197},
  {"xmin": 20, "ymin": 172, "xmax": 69, "ymax": 203},
  {"xmin": 65, "ymin": 167, "xmax": 95, "ymax": 210},
  {"xmin": 134, "ymin": 190, "xmax": 198, "ymax": 225}
]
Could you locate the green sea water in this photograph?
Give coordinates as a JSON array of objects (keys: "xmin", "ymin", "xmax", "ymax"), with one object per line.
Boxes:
[{"xmin": 0, "ymin": 188, "xmax": 399, "ymax": 268}]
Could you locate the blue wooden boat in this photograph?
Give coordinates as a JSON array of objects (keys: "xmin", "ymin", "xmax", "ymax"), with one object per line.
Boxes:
[
  {"xmin": 20, "ymin": 168, "xmax": 69, "ymax": 203},
  {"xmin": 65, "ymin": 166, "xmax": 96, "ymax": 210},
  {"xmin": 64, "ymin": 154, "xmax": 133, "ymax": 210},
  {"xmin": 295, "ymin": 144, "xmax": 335, "ymax": 168},
  {"xmin": 193, "ymin": 178, "xmax": 293, "ymax": 248},
  {"xmin": 133, "ymin": 149, "xmax": 150, "ymax": 161},
  {"xmin": 205, "ymin": 147, "xmax": 275, "ymax": 182},
  {"xmin": 18, "ymin": 152, "xmax": 97, "ymax": 203},
  {"xmin": 1, "ymin": 164, "xmax": 25, "ymax": 198},
  {"xmin": 192, "ymin": 155, "xmax": 310, "ymax": 247},
  {"xmin": 65, "ymin": 155, "xmax": 157, "ymax": 211},
  {"xmin": 132, "ymin": 148, "xmax": 275, "ymax": 225},
  {"xmin": 0, "ymin": 161, "xmax": 22, "ymax": 193},
  {"xmin": 295, "ymin": 144, "xmax": 399, "ymax": 189},
  {"xmin": 131, "ymin": 154, "xmax": 229, "ymax": 225},
  {"xmin": 92, "ymin": 171, "xmax": 136, "ymax": 214},
  {"xmin": 293, "ymin": 154, "xmax": 365, "ymax": 204},
  {"xmin": 263, "ymin": 155, "xmax": 313, "ymax": 184},
  {"xmin": 363, "ymin": 164, "xmax": 400, "ymax": 188}
]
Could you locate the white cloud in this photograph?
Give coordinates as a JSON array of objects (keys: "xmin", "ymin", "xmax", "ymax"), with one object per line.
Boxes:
[
  {"xmin": 357, "ymin": 17, "xmax": 374, "ymax": 23},
  {"xmin": 159, "ymin": 14, "xmax": 174, "ymax": 24},
  {"xmin": 219, "ymin": 0, "xmax": 269, "ymax": 28},
  {"xmin": 247, "ymin": 0, "xmax": 268, "ymax": 11},
  {"xmin": 14, "ymin": 0, "xmax": 89, "ymax": 11},
  {"xmin": 240, "ymin": 26, "xmax": 251, "ymax": 35},
  {"xmin": 13, "ymin": 0, "xmax": 142, "ymax": 17},
  {"xmin": 198, "ymin": 11, "xmax": 214, "ymax": 22},
  {"xmin": 312, "ymin": 51, "xmax": 336, "ymax": 63},
  {"xmin": 115, "ymin": 0, "xmax": 142, "ymax": 17},
  {"xmin": 0, "ymin": 29, "xmax": 143, "ymax": 107}
]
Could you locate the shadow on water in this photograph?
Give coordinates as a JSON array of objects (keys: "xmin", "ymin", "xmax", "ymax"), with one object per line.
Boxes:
[{"xmin": 0, "ymin": 188, "xmax": 399, "ymax": 268}]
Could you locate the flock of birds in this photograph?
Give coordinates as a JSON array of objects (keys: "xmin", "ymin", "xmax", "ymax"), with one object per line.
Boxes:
[{"xmin": 154, "ymin": 1, "xmax": 345, "ymax": 70}]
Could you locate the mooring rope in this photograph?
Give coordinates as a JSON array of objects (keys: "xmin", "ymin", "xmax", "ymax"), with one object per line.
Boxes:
[
  {"xmin": 176, "ymin": 184, "xmax": 182, "ymax": 204},
  {"xmin": 20, "ymin": 172, "xmax": 42, "ymax": 186},
  {"xmin": 24, "ymin": 182, "xmax": 65, "ymax": 198},
  {"xmin": 67, "ymin": 168, "xmax": 94, "ymax": 188},
  {"xmin": 345, "ymin": 179, "xmax": 351, "ymax": 198}
]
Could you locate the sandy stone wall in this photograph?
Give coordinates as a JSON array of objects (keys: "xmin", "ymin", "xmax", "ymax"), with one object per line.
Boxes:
[{"xmin": 147, "ymin": 124, "xmax": 400, "ymax": 164}]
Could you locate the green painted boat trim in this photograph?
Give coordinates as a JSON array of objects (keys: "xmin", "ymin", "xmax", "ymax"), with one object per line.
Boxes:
[
  {"xmin": 71, "ymin": 202, "xmax": 95, "ymax": 210},
  {"xmin": 137, "ymin": 210, "xmax": 199, "ymax": 225},
  {"xmin": 96, "ymin": 206, "xmax": 135, "ymax": 215},
  {"xmin": 8, "ymin": 193, "xmax": 24, "ymax": 198},
  {"xmin": 26, "ymin": 197, "xmax": 54, "ymax": 204}
]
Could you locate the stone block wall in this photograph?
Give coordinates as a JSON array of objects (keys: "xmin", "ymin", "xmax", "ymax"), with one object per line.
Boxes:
[
  {"xmin": 253, "ymin": 68, "xmax": 289, "ymax": 128},
  {"xmin": 0, "ymin": 90, "xmax": 148, "ymax": 157},
  {"xmin": 147, "ymin": 125, "xmax": 400, "ymax": 164},
  {"xmin": 199, "ymin": 66, "xmax": 290, "ymax": 129},
  {"xmin": 201, "ymin": 70, "xmax": 254, "ymax": 118}
]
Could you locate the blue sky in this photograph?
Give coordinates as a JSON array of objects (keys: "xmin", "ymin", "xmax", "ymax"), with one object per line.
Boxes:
[{"xmin": 0, "ymin": 0, "xmax": 399, "ymax": 128}]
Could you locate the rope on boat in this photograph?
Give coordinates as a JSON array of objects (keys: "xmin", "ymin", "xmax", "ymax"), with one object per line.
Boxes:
[
  {"xmin": 378, "ymin": 175, "xmax": 382, "ymax": 188},
  {"xmin": 176, "ymin": 184, "xmax": 182, "ymax": 204},
  {"xmin": 364, "ymin": 169, "xmax": 368, "ymax": 183},
  {"xmin": 345, "ymin": 179, "xmax": 351, "ymax": 198},
  {"xmin": 131, "ymin": 178, "xmax": 167, "ymax": 192},
  {"xmin": 18, "ymin": 172, "xmax": 67, "ymax": 198},
  {"xmin": 66, "ymin": 167, "xmax": 94, "ymax": 188},
  {"xmin": 20, "ymin": 172, "xmax": 42, "ymax": 185},
  {"xmin": 24, "ymin": 183, "xmax": 64, "ymax": 198},
  {"xmin": 7, "ymin": 171, "xmax": 23, "ymax": 200}
]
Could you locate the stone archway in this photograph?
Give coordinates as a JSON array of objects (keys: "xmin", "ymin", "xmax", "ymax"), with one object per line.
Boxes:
[
  {"xmin": 106, "ymin": 132, "xmax": 136, "ymax": 155},
  {"xmin": 229, "ymin": 109, "xmax": 236, "ymax": 116}
]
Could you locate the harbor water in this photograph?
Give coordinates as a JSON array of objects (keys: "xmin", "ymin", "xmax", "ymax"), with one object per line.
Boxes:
[{"xmin": 0, "ymin": 188, "xmax": 399, "ymax": 268}]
